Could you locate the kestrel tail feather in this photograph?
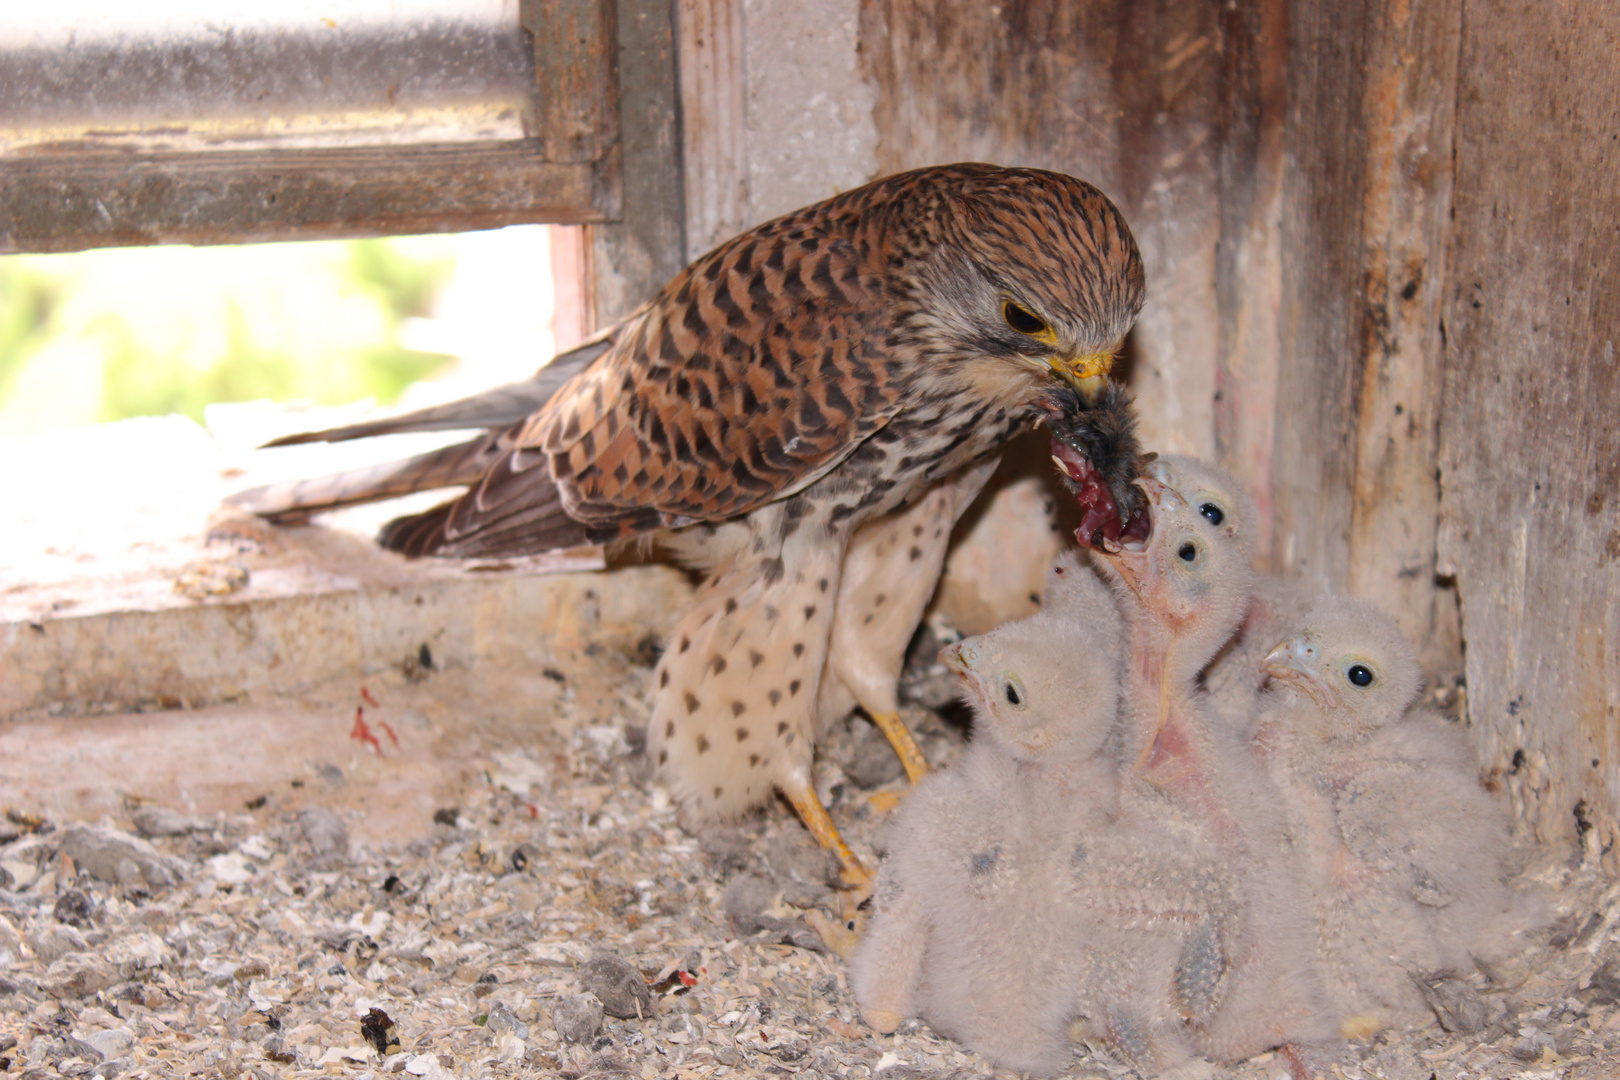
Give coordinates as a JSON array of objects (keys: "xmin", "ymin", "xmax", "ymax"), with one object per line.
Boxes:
[
  {"xmin": 225, "ymin": 432, "xmax": 510, "ymax": 524},
  {"xmin": 376, "ymin": 455, "xmax": 590, "ymax": 557},
  {"xmin": 260, "ymin": 332, "xmax": 616, "ymax": 448}
]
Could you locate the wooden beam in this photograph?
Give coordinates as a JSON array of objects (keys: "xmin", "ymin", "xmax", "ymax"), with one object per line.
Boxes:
[
  {"xmin": 590, "ymin": 0, "xmax": 688, "ymax": 325},
  {"xmin": 1212, "ymin": 0, "xmax": 1288, "ymax": 554},
  {"xmin": 1438, "ymin": 0, "xmax": 1620, "ymax": 847},
  {"xmin": 675, "ymin": 0, "xmax": 749, "ymax": 262},
  {"xmin": 1271, "ymin": 0, "xmax": 1374, "ymax": 597},
  {"xmin": 1342, "ymin": 0, "xmax": 1463, "ymax": 679},
  {"xmin": 0, "ymin": 143, "xmax": 608, "ymax": 255},
  {"xmin": 521, "ymin": 0, "xmax": 620, "ymax": 167}
]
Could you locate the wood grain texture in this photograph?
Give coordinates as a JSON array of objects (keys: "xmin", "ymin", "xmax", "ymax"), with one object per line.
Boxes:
[
  {"xmin": 0, "ymin": 143, "xmax": 605, "ymax": 254},
  {"xmin": 676, "ymin": 0, "xmax": 750, "ymax": 261},
  {"xmin": 1270, "ymin": 0, "xmax": 1372, "ymax": 597},
  {"xmin": 1344, "ymin": 0, "xmax": 1463, "ymax": 679},
  {"xmin": 1269, "ymin": 0, "xmax": 1462, "ymax": 681},
  {"xmin": 522, "ymin": 0, "xmax": 620, "ymax": 165},
  {"xmin": 590, "ymin": 0, "xmax": 687, "ymax": 325},
  {"xmin": 1438, "ymin": 0, "xmax": 1620, "ymax": 844},
  {"xmin": 1212, "ymin": 0, "xmax": 1287, "ymax": 554}
]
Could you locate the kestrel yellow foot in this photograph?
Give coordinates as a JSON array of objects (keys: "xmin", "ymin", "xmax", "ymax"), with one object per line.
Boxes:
[
  {"xmin": 868, "ymin": 709, "xmax": 931, "ymax": 784},
  {"xmin": 865, "ymin": 790, "xmax": 905, "ymax": 816},
  {"xmin": 780, "ymin": 777, "xmax": 873, "ymax": 897}
]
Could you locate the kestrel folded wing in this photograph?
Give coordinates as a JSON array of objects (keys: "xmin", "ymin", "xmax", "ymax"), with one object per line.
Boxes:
[{"xmin": 395, "ymin": 214, "xmax": 903, "ymax": 556}]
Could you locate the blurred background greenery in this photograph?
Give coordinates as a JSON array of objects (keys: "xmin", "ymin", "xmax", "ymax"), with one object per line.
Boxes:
[{"xmin": 0, "ymin": 236, "xmax": 463, "ymax": 440}]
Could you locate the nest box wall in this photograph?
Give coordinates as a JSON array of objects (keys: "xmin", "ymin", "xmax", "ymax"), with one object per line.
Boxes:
[{"xmin": 688, "ymin": 0, "xmax": 1619, "ymax": 848}]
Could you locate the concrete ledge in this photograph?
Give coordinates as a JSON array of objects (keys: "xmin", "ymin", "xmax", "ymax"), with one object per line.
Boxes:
[
  {"xmin": 0, "ymin": 412, "xmax": 692, "ymax": 719},
  {"xmin": 2, "ymin": 563, "xmax": 691, "ymax": 718}
]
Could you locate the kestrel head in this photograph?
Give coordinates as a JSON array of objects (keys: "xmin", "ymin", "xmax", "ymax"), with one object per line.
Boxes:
[
  {"xmin": 1262, "ymin": 597, "xmax": 1422, "ymax": 736},
  {"xmin": 900, "ymin": 165, "xmax": 1145, "ymax": 405}
]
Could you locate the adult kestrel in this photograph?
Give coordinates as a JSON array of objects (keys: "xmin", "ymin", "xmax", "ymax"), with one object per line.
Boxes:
[{"xmin": 232, "ymin": 163, "xmax": 1148, "ymax": 888}]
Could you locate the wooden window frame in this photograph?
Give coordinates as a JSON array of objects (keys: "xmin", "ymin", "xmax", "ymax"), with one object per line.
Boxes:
[{"xmin": 0, "ymin": 2, "xmax": 622, "ymax": 255}]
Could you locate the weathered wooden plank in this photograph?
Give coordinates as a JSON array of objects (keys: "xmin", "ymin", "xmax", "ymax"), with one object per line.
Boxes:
[
  {"xmin": 1270, "ymin": 0, "xmax": 1373, "ymax": 597},
  {"xmin": 676, "ymin": 0, "xmax": 749, "ymax": 261},
  {"xmin": 0, "ymin": 143, "xmax": 605, "ymax": 254},
  {"xmin": 1343, "ymin": 0, "xmax": 1463, "ymax": 679},
  {"xmin": 1270, "ymin": 0, "xmax": 1465, "ymax": 683},
  {"xmin": 590, "ymin": 0, "xmax": 688, "ymax": 325},
  {"xmin": 521, "ymin": 0, "xmax": 620, "ymax": 166},
  {"xmin": 1212, "ymin": 0, "xmax": 1287, "ymax": 551},
  {"xmin": 1438, "ymin": 0, "xmax": 1620, "ymax": 845},
  {"xmin": 551, "ymin": 225, "xmax": 595, "ymax": 349}
]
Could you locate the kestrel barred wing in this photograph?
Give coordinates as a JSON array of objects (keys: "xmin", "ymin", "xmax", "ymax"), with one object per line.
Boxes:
[{"xmin": 396, "ymin": 206, "xmax": 902, "ymax": 556}]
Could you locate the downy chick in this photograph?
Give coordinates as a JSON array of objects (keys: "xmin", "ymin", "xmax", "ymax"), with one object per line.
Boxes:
[
  {"xmin": 1257, "ymin": 597, "xmax": 1523, "ymax": 1034},
  {"xmin": 1144, "ymin": 455, "xmax": 1312, "ymax": 734},
  {"xmin": 1096, "ymin": 477, "xmax": 1337, "ymax": 1067},
  {"xmin": 850, "ymin": 552, "xmax": 1124, "ymax": 1076}
]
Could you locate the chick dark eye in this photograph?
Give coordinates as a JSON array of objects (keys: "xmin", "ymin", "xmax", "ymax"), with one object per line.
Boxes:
[
  {"xmin": 1347, "ymin": 664, "xmax": 1374, "ymax": 687},
  {"xmin": 1001, "ymin": 300, "xmax": 1049, "ymax": 337},
  {"xmin": 998, "ymin": 673, "xmax": 1027, "ymax": 708},
  {"xmin": 1005, "ymin": 683, "xmax": 1021, "ymax": 705},
  {"xmin": 1199, "ymin": 502, "xmax": 1224, "ymax": 526},
  {"xmin": 1178, "ymin": 542, "xmax": 1197, "ymax": 562}
]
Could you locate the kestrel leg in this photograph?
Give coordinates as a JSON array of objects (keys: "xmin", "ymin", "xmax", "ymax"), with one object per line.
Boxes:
[
  {"xmin": 649, "ymin": 505, "xmax": 871, "ymax": 885},
  {"xmin": 820, "ymin": 458, "xmax": 1001, "ymax": 783}
]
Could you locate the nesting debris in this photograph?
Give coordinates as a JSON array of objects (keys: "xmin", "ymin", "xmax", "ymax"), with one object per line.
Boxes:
[
  {"xmin": 0, "ymin": 679, "xmax": 1617, "ymax": 1079},
  {"xmin": 172, "ymin": 560, "xmax": 251, "ymax": 600}
]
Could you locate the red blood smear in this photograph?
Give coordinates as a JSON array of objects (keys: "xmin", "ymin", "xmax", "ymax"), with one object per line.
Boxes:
[
  {"xmin": 376, "ymin": 719, "xmax": 400, "ymax": 748},
  {"xmin": 350, "ymin": 707, "xmax": 383, "ymax": 755},
  {"xmin": 361, "ymin": 686, "xmax": 380, "ymax": 708},
  {"xmin": 1049, "ymin": 437, "xmax": 1122, "ymax": 547},
  {"xmin": 677, "ymin": 970, "xmax": 698, "ymax": 987}
]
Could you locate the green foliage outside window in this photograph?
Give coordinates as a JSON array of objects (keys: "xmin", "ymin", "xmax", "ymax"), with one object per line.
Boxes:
[{"xmin": 0, "ymin": 237, "xmax": 455, "ymax": 438}]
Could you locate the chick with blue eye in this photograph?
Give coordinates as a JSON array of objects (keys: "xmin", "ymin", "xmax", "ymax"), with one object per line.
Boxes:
[
  {"xmin": 1255, "ymin": 597, "xmax": 1527, "ymax": 1036},
  {"xmin": 850, "ymin": 552, "xmax": 1127, "ymax": 1076},
  {"xmin": 1093, "ymin": 475, "xmax": 1338, "ymax": 1069},
  {"xmin": 1143, "ymin": 455, "xmax": 1312, "ymax": 736}
]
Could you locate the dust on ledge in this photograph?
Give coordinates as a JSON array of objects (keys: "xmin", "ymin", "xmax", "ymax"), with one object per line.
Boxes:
[{"xmin": 2, "ymin": 643, "xmax": 1618, "ymax": 1080}]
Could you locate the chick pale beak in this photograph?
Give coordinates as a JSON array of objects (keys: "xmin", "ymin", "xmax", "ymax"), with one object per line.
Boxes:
[
  {"xmin": 1050, "ymin": 348, "xmax": 1116, "ymax": 404},
  {"xmin": 939, "ymin": 641, "xmax": 971, "ymax": 677},
  {"xmin": 1262, "ymin": 636, "xmax": 1340, "ymax": 709}
]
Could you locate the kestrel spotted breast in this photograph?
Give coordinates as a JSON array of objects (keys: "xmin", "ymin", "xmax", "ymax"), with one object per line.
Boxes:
[{"xmin": 232, "ymin": 163, "xmax": 1148, "ymax": 887}]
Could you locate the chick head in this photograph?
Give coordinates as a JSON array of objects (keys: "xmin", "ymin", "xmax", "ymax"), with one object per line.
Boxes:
[
  {"xmin": 940, "ymin": 573, "xmax": 1121, "ymax": 764},
  {"xmin": 1146, "ymin": 454, "xmax": 1261, "ymax": 560},
  {"xmin": 1262, "ymin": 596, "xmax": 1422, "ymax": 736},
  {"xmin": 1096, "ymin": 476, "xmax": 1255, "ymax": 678}
]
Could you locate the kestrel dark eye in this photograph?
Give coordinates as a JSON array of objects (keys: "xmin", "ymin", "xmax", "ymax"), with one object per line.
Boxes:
[
  {"xmin": 1005, "ymin": 683, "xmax": 1021, "ymax": 705},
  {"xmin": 998, "ymin": 673, "xmax": 1027, "ymax": 708},
  {"xmin": 1001, "ymin": 300, "xmax": 1049, "ymax": 337},
  {"xmin": 1347, "ymin": 664, "xmax": 1374, "ymax": 687},
  {"xmin": 1199, "ymin": 502, "xmax": 1224, "ymax": 526},
  {"xmin": 1178, "ymin": 542, "xmax": 1197, "ymax": 562}
]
